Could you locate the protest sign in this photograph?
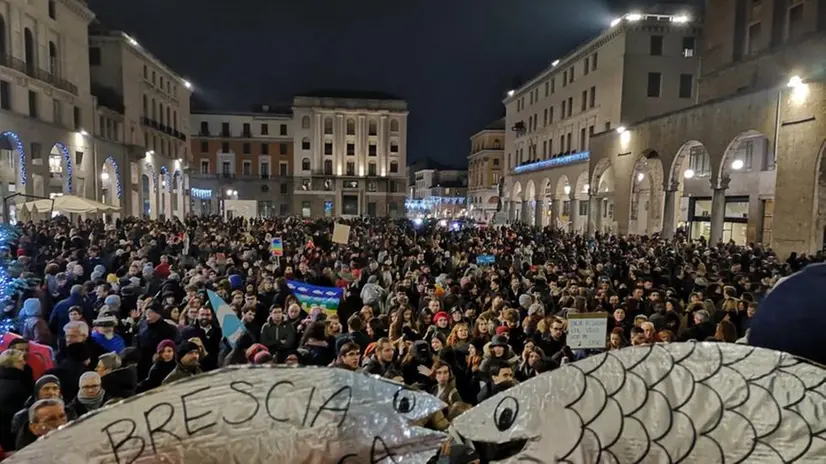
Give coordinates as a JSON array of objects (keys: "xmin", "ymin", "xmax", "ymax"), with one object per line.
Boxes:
[
  {"xmin": 207, "ymin": 290, "xmax": 244, "ymax": 347},
  {"xmin": 565, "ymin": 312, "xmax": 609, "ymax": 349},
  {"xmin": 287, "ymin": 280, "xmax": 343, "ymax": 317},
  {"xmin": 7, "ymin": 366, "xmax": 446, "ymax": 464},
  {"xmin": 270, "ymin": 237, "xmax": 283, "ymax": 257},
  {"xmin": 332, "ymin": 223, "xmax": 351, "ymax": 245}
]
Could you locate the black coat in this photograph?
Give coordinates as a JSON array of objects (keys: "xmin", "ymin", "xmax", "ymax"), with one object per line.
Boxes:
[
  {"xmin": 135, "ymin": 319, "xmax": 179, "ymax": 379},
  {"xmin": 0, "ymin": 367, "xmax": 31, "ymax": 451},
  {"xmin": 137, "ymin": 360, "xmax": 175, "ymax": 393}
]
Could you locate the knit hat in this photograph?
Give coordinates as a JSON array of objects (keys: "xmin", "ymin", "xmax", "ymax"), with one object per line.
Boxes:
[
  {"xmin": 104, "ymin": 294, "xmax": 122, "ymax": 308},
  {"xmin": 433, "ymin": 311, "xmax": 449, "ymax": 324},
  {"xmin": 518, "ymin": 294, "xmax": 533, "ymax": 308},
  {"xmin": 253, "ymin": 351, "xmax": 273, "ymax": 364},
  {"xmin": 156, "ymin": 339, "xmax": 176, "ymax": 354},
  {"xmin": 750, "ymin": 263, "xmax": 826, "ymax": 365},
  {"xmin": 245, "ymin": 344, "xmax": 268, "ymax": 362},
  {"xmin": 176, "ymin": 340, "xmax": 200, "ymax": 361},
  {"xmin": 35, "ymin": 374, "xmax": 60, "ymax": 395},
  {"xmin": 495, "ymin": 326, "xmax": 510, "ymax": 337}
]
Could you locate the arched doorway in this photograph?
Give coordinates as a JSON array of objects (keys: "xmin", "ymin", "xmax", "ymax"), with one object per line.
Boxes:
[
  {"xmin": 23, "ymin": 28, "xmax": 34, "ymax": 75},
  {"xmin": 555, "ymin": 175, "xmax": 571, "ymax": 230},
  {"xmin": 573, "ymin": 170, "xmax": 590, "ymax": 234},
  {"xmin": 160, "ymin": 166, "xmax": 171, "ymax": 218},
  {"xmin": 524, "ymin": 180, "xmax": 536, "ymax": 225},
  {"xmin": 629, "ymin": 151, "xmax": 664, "ymax": 236},
  {"xmin": 669, "ymin": 140, "xmax": 709, "ymax": 240},
  {"xmin": 511, "ymin": 182, "xmax": 522, "ymax": 222},
  {"xmin": 99, "ymin": 156, "xmax": 121, "ymax": 211},
  {"xmin": 591, "ymin": 158, "xmax": 615, "ymax": 234},
  {"xmin": 540, "ymin": 178, "xmax": 552, "ymax": 227},
  {"xmin": 143, "ymin": 163, "xmax": 157, "ymax": 218},
  {"xmin": 48, "ymin": 142, "xmax": 73, "ymax": 195}
]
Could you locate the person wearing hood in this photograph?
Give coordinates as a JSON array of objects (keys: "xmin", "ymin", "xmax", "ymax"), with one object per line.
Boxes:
[
  {"xmin": 162, "ymin": 340, "xmax": 202, "ymax": 385},
  {"xmin": 69, "ymin": 372, "xmax": 107, "ymax": 418},
  {"xmin": 96, "ymin": 352, "xmax": 138, "ymax": 401},
  {"xmin": 137, "ymin": 340, "xmax": 176, "ymax": 393},
  {"xmin": 0, "ymin": 349, "xmax": 31, "ymax": 451},
  {"xmin": 478, "ymin": 334, "xmax": 516, "ymax": 376},
  {"xmin": 90, "ymin": 315, "xmax": 126, "ymax": 354},
  {"xmin": 18, "ymin": 298, "xmax": 53, "ymax": 346}
]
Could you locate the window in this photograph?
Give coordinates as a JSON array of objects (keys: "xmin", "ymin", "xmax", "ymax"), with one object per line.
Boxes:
[
  {"xmin": 346, "ymin": 119, "xmax": 355, "ymax": 135},
  {"xmin": 579, "ymin": 201, "xmax": 589, "ymax": 216},
  {"xmin": 369, "ymin": 143, "xmax": 377, "ymax": 156},
  {"xmin": 302, "ymin": 137, "xmax": 310, "ymax": 150},
  {"xmin": 73, "ymin": 106, "xmax": 80, "ymax": 130},
  {"xmin": 368, "ymin": 120, "xmax": 377, "ymax": 136},
  {"xmin": 561, "ymin": 100, "xmax": 566, "ymax": 119},
  {"xmin": 550, "ymin": 78, "xmax": 555, "ymax": 93},
  {"xmin": 222, "ymin": 122, "xmax": 230, "ymax": 136},
  {"xmin": 89, "ymin": 47, "xmax": 101, "ymax": 66},
  {"xmin": 390, "ymin": 119, "xmax": 399, "ymax": 133},
  {"xmin": 647, "ymin": 72, "xmax": 662, "ymax": 97},
  {"xmin": 650, "ymin": 35, "xmax": 663, "ymax": 55},
  {"xmin": 390, "ymin": 181, "xmax": 399, "ymax": 193},
  {"xmin": 688, "ymin": 146, "xmax": 711, "ymax": 177},
  {"xmin": 592, "ymin": 52, "xmax": 598, "ymax": 70},
  {"xmin": 563, "ymin": 71, "xmax": 568, "ymax": 86},
  {"xmin": 390, "ymin": 161, "xmax": 399, "ymax": 173},
  {"xmin": 787, "ymin": 3, "xmax": 803, "ymax": 40},
  {"xmin": 679, "ymin": 74, "xmax": 694, "ymax": 99},
  {"xmin": 200, "ymin": 141, "xmax": 208, "ymax": 153},
  {"xmin": 279, "ymin": 143, "xmax": 287, "ymax": 155},
  {"xmin": 243, "ymin": 142, "xmax": 251, "ymax": 154},
  {"xmin": 242, "ymin": 123, "xmax": 251, "ymax": 137},
  {"xmin": 566, "ymin": 132, "xmax": 572, "ymax": 152},
  {"xmin": 543, "ymin": 108, "xmax": 548, "ymax": 126},
  {"xmin": 589, "ymin": 86, "xmax": 596, "ymax": 108},
  {"xmin": 682, "ymin": 37, "xmax": 696, "ymax": 57},
  {"xmin": 346, "ymin": 162, "xmax": 355, "ymax": 176},
  {"xmin": 242, "ymin": 161, "xmax": 251, "ymax": 176},
  {"xmin": 260, "ymin": 123, "xmax": 269, "ymax": 135},
  {"xmin": 28, "ymin": 91, "xmax": 37, "ymax": 118},
  {"xmin": 301, "ymin": 201, "xmax": 311, "ymax": 218},
  {"xmin": 544, "ymin": 82, "xmax": 549, "ymax": 97},
  {"xmin": 143, "ymin": 65, "xmax": 148, "ymax": 79},
  {"xmin": 347, "ymin": 142, "xmax": 355, "ymax": 156},
  {"xmin": 200, "ymin": 160, "xmax": 209, "ymax": 174},
  {"xmin": 280, "ymin": 162, "xmax": 288, "ymax": 176},
  {"xmin": 260, "ymin": 162, "xmax": 270, "ymax": 177},
  {"xmin": 549, "ymin": 106, "xmax": 554, "ymax": 123},
  {"xmin": 542, "ymin": 140, "xmax": 548, "ymax": 157},
  {"xmin": 324, "ymin": 159, "xmax": 333, "ymax": 175},
  {"xmin": 0, "ymin": 81, "xmax": 10, "ymax": 110},
  {"xmin": 261, "ymin": 143, "xmax": 269, "ymax": 155},
  {"xmin": 747, "ymin": 22, "xmax": 762, "ymax": 55},
  {"xmin": 48, "ymin": 0, "xmax": 56, "ymax": 19},
  {"xmin": 324, "ymin": 117, "xmax": 333, "ymax": 134},
  {"xmin": 280, "ymin": 183, "xmax": 288, "ymax": 194},
  {"xmin": 581, "ymin": 90, "xmax": 587, "ymax": 111},
  {"xmin": 221, "ymin": 141, "xmax": 229, "ymax": 152},
  {"xmin": 583, "ymin": 57, "xmax": 589, "ymax": 75},
  {"xmin": 301, "ymin": 158, "xmax": 311, "ymax": 171},
  {"xmin": 368, "ymin": 163, "xmax": 377, "ymax": 176},
  {"xmin": 580, "ymin": 128, "xmax": 587, "ymax": 150},
  {"xmin": 280, "ymin": 124, "xmax": 287, "ymax": 136},
  {"xmin": 742, "ymin": 140, "xmax": 754, "ymax": 171},
  {"xmin": 75, "ymin": 151, "xmax": 83, "ymax": 166},
  {"xmin": 301, "ymin": 116, "xmax": 310, "ymax": 129},
  {"xmin": 567, "ymin": 97, "xmax": 573, "ymax": 116},
  {"xmin": 324, "ymin": 142, "xmax": 333, "ymax": 155},
  {"xmin": 569, "ymin": 68, "xmax": 574, "ymax": 83}
]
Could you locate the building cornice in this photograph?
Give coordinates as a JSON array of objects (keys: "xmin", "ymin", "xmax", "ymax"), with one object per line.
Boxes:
[
  {"xmin": 90, "ymin": 33, "xmax": 191, "ymax": 90},
  {"xmin": 59, "ymin": 0, "xmax": 95, "ymax": 24},
  {"xmin": 470, "ymin": 128, "xmax": 506, "ymax": 140}
]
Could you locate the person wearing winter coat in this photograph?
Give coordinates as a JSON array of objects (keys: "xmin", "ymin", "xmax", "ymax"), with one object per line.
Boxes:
[
  {"xmin": 162, "ymin": 341, "xmax": 202, "ymax": 385},
  {"xmin": 18, "ymin": 298, "xmax": 53, "ymax": 347},
  {"xmin": 90, "ymin": 315, "xmax": 126, "ymax": 354},
  {"xmin": 69, "ymin": 372, "xmax": 107, "ymax": 418},
  {"xmin": 260, "ymin": 306, "xmax": 297, "ymax": 356},
  {"xmin": 10, "ymin": 374, "xmax": 70, "ymax": 452},
  {"xmin": 0, "ymin": 350, "xmax": 31, "ymax": 452},
  {"xmin": 430, "ymin": 361, "xmax": 463, "ymax": 412},
  {"xmin": 137, "ymin": 340, "xmax": 176, "ymax": 393}
]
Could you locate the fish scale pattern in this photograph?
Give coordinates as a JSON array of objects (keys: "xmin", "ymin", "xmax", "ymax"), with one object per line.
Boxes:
[{"xmin": 555, "ymin": 342, "xmax": 826, "ymax": 464}]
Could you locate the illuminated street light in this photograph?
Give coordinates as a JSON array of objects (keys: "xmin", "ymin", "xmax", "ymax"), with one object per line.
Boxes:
[
  {"xmin": 507, "ymin": 90, "xmax": 515, "ymax": 97},
  {"xmin": 183, "ymin": 80, "xmax": 193, "ymax": 90},
  {"xmin": 616, "ymin": 126, "xmax": 627, "ymax": 134},
  {"xmin": 637, "ymin": 172, "xmax": 645, "ymax": 182},
  {"xmin": 683, "ymin": 169, "xmax": 695, "ymax": 179},
  {"xmin": 78, "ymin": 129, "xmax": 88, "ymax": 136},
  {"xmin": 551, "ymin": 60, "xmax": 560, "ymax": 67},
  {"xmin": 583, "ymin": 183, "xmax": 590, "ymax": 193},
  {"xmin": 788, "ymin": 76, "xmax": 803, "ymax": 88},
  {"xmin": 100, "ymin": 172, "xmax": 109, "ymax": 181},
  {"xmin": 563, "ymin": 185, "xmax": 571, "ymax": 195},
  {"xmin": 610, "ymin": 18, "xmax": 622, "ymax": 27},
  {"xmin": 731, "ymin": 159, "xmax": 744, "ymax": 170},
  {"xmin": 626, "ymin": 13, "xmax": 643, "ymax": 21}
]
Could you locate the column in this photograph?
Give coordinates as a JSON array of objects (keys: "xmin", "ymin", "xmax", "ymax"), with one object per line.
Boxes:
[
  {"xmin": 710, "ymin": 177, "xmax": 729, "ymax": 244},
  {"xmin": 662, "ymin": 182, "xmax": 678, "ymax": 240},
  {"xmin": 570, "ymin": 194, "xmax": 579, "ymax": 233},
  {"xmin": 535, "ymin": 198, "xmax": 544, "ymax": 227},
  {"xmin": 521, "ymin": 200, "xmax": 529, "ymax": 224},
  {"xmin": 551, "ymin": 198, "xmax": 561, "ymax": 228},
  {"xmin": 588, "ymin": 195, "xmax": 601, "ymax": 236},
  {"xmin": 507, "ymin": 201, "xmax": 515, "ymax": 222}
]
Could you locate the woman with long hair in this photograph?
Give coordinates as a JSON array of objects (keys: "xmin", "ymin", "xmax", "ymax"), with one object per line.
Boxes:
[{"xmin": 446, "ymin": 322, "xmax": 470, "ymax": 350}]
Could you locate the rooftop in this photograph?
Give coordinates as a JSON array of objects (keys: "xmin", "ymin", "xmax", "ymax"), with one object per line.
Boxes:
[{"xmin": 297, "ymin": 89, "xmax": 404, "ymax": 101}]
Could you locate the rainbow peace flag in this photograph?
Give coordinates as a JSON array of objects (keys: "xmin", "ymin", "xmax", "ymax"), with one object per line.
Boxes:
[
  {"xmin": 286, "ymin": 280, "xmax": 343, "ymax": 317},
  {"xmin": 270, "ymin": 237, "xmax": 284, "ymax": 257}
]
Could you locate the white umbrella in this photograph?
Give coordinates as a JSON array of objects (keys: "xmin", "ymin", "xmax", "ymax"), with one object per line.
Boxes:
[{"xmin": 18, "ymin": 194, "xmax": 119, "ymax": 214}]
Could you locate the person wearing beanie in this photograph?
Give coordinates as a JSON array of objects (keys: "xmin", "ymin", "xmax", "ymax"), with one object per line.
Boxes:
[
  {"xmin": 137, "ymin": 340, "xmax": 176, "ymax": 393},
  {"xmin": 749, "ymin": 263, "xmax": 826, "ymax": 365},
  {"xmin": 104, "ymin": 295, "xmax": 122, "ymax": 313},
  {"xmin": 9, "ymin": 373, "xmax": 68, "ymax": 451},
  {"xmin": 428, "ymin": 311, "xmax": 452, "ymax": 342},
  {"xmin": 162, "ymin": 340, "xmax": 201, "ymax": 385},
  {"xmin": 479, "ymin": 334, "xmax": 513, "ymax": 376},
  {"xmin": 494, "ymin": 326, "xmax": 510, "ymax": 337}
]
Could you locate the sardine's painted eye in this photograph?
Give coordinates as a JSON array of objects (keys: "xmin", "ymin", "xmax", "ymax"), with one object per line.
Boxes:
[
  {"xmin": 494, "ymin": 396, "xmax": 519, "ymax": 431},
  {"xmin": 393, "ymin": 387, "xmax": 416, "ymax": 413}
]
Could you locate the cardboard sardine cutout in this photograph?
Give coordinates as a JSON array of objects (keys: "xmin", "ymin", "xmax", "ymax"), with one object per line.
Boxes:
[
  {"xmin": 8, "ymin": 366, "xmax": 446, "ymax": 464},
  {"xmin": 452, "ymin": 342, "xmax": 826, "ymax": 463}
]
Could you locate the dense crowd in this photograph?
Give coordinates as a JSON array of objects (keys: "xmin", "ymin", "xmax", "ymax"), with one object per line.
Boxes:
[{"xmin": 0, "ymin": 214, "xmax": 817, "ymax": 462}]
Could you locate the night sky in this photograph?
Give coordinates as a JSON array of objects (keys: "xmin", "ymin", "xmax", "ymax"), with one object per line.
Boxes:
[{"xmin": 89, "ymin": 0, "xmax": 643, "ymax": 167}]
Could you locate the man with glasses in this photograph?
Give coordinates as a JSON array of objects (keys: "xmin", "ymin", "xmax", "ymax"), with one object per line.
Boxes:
[
  {"xmin": 334, "ymin": 342, "xmax": 361, "ymax": 371},
  {"xmin": 17, "ymin": 399, "xmax": 67, "ymax": 450}
]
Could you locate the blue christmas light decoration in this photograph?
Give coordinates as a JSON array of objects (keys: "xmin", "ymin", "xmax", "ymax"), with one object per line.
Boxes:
[
  {"xmin": 53, "ymin": 142, "xmax": 73, "ymax": 193},
  {"xmin": 104, "ymin": 155, "xmax": 123, "ymax": 199},
  {"xmin": 0, "ymin": 224, "xmax": 27, "ymax": 335},
  {"xmin": 1, "ymin": 131, "xmax": 27, "ymax": 186},
  {"xmin": 160, "ymin": 166, "xmax": 171, "ymax": 192}
]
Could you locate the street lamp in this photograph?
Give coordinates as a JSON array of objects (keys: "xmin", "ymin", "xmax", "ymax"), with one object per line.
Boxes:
[
  {"xmin": 616, "ymin": 126, "xmax": 627, "ymax": 134},
  {"xmin": 100, "ymin": 172, "xmax": 109, "ymax": 181},
  {"xmin": 683, "ymin": 169, "xmax": 695, "ymax": 179},
  {"xmin": 183, "ymin": 80, "xmax": 193, "ymax": 90},
  {"xmin": 563, "ymin": 185, "xmax": 571, "ymax": 195},
  {"xmin": 637, "ymin": 172, "xmax": 645, "ymax": 182},
  {"xmin": 507, "ymin": 90, "xmax": 515, "ymax": 97},
  {"xmin": 78, "ymin": 129, "xmax": 88, "ymax": 137},
  {"xmin": 731, "ymin": 159, "xmax": 744, "ymax": 170}
]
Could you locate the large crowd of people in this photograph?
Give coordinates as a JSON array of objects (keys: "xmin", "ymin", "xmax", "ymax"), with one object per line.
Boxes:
[{"xmin": 0, "ymin": 214, "xmax": 817, "ymax": 462}]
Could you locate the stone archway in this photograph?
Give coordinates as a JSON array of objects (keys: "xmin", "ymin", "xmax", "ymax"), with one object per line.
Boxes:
[
  {"xmin": 99, "ymin": 155, "xmax": 122, "ymax": 211},
  {"xmin": 524, "ymin": 180, "xmax": 537, "ymax": 225},
  {"xmin": 49, "ymin": 142, "xmax": 73, "ymax": 194},
  {"xmin": 160, "ymin": 165, "xmax": 172, "ymax": 218},
  {"xmin": 143, "ymin": 162, "xmax": 158, "ymax": 219},
  {"xmin": 511, "ymin": 181, "xmax": 523, "ymax": 222},
  {"xmin": 555, "ymin": 175, "xmax": 571, "ymax": 230},
  {"xmin": 540, "ymin": 177, "xmax": 552, "ymax": 226},
  {"xmin": 629, "ymin": 151, "xmax": 664, "ymax": 236},
  {"xmin": 573, "ymin": 170, "xmax": 589, "ymax": 234},
  {"xmin": 719, "ymin": 130, "xmax": 772, "ymax": 183}
]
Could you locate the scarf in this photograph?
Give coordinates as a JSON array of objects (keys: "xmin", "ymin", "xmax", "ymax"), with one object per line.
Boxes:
[{"xmin": 78, "ymin": 388, "xmax": 106, "ymax": 411}]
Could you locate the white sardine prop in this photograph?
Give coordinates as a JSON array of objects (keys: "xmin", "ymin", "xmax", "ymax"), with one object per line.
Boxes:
[
  {"xmin": 452, "ymin": 342, "xmax": 826, "ymax": 463},
  {"xmin": 8, "ymin": 366, "xmax": 446, "ymax": 464}
]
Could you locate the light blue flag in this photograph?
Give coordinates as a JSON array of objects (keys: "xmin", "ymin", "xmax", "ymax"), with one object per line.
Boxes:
[{"xmin": 207, "ymin": 289, "xmax": 244, "ymax": 347}]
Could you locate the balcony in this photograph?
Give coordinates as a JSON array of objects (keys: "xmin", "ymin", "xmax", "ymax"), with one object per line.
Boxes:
[
  {"xmin": 0, "ymin": 55, "xmax": 77, "ymax": 95},
  {"xmin": 513, "ymin": 151, "xmax": 590, "ymax": 174}
]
